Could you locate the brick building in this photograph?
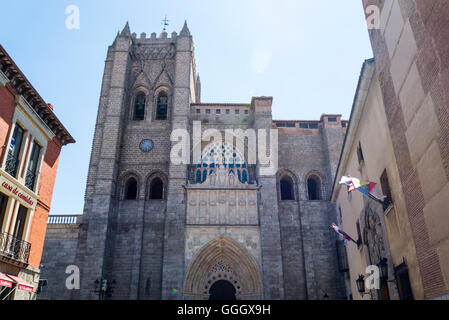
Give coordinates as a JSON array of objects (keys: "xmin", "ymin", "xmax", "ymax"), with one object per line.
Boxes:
[
  {"xmin": 39, "ymin": 23, "xmax": 348, "ymax": 300},
  {"xmin": 0, "ymin": 45, "xmax": 74, "ymax": 300}
]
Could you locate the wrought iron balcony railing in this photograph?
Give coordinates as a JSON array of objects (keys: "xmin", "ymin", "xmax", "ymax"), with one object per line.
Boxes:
[
  {"xmin": 0, "ymin": 231, "xmax": 31, "ymax": 265},
  {"xmin": 5, "ymin": 151, "xmax": 19, "ymax": 178},
  {"xmin": 25, "ymin": 168, "xmax": 37, "ymax": 191}
]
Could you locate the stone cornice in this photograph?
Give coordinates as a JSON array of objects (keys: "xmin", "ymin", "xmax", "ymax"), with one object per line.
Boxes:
[{"xmin": 0, "ymin": 45, "xmax": 75, "ymax": 145}]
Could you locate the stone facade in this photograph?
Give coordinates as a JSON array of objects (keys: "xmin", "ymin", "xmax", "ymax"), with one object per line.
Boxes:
[{"xmin": 40, "ymin": 22, "xmax": 348, "ymax": 300}]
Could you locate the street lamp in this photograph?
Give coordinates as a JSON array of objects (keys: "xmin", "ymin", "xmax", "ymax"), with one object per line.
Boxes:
[
  {"xmin": 94, "ymin": 278, "xmax": 116, "ymax": 300},
  {"xmin": 355, "ymin": 274, "xmax": 372, "ymax": 298}
]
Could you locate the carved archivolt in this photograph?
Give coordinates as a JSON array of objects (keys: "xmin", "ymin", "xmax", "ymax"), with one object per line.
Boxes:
[{"xmin": 183, "ymin": 235, "xmax": 263, "ymax": 298}]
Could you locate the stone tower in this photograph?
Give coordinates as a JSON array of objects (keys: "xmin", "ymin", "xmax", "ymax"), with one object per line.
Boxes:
[{"xmin": 74, "ymin": 21, "xmax": 198, "ymax": 299}]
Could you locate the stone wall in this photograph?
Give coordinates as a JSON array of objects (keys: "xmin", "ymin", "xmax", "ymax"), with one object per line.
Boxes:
[{"xmin": 38, "ymin": 215, "xmax": 81, "ymax": 300}]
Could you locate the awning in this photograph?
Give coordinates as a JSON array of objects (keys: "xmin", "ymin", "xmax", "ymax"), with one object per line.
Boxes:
[
  {"xmin": 0, "ymin": 272, "xmax": 13, "ymax": 288},
  {"xmin": 6, "ymin": 275, "xmax": 34, "ymax": 292}
]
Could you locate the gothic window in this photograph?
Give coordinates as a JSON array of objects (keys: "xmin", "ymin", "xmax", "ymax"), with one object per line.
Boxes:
[
  {"xmin": 125, "ymin": 177, "xmax": 138, "ymax": 200},
  {"xmin": 156, "ymin": 92, "xmax": 168, "ymax": 120},
  {"xmin": 307, "ymin": 175, "xmax": 321, "ymax": 200},
  {"xmin": 133, "ymin": 94, "xmax": 146, "ymax": 120},
  {"xmin": 149, "ymin": 177, "xmax": 164, "ymax": 199},
  {"xmin": 280, "ymin": 176, "xmax": 294, "ymax": 200}
]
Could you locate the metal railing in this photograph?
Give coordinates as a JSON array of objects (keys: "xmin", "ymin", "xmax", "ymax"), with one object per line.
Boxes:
[
  {"xmin": 47, "ymin": 215, "xmax": 80, "ymax": 224},
  {"xmin": 25, "ymin": 168, "xmax": 37, "ymax": 191},
  {"xmin": 4, "ymin": 151, "xmax": 19, "ymax": 177},
  {"xmin": 0, "ymin": 231, "xmax": 31, "ymax": 264}
]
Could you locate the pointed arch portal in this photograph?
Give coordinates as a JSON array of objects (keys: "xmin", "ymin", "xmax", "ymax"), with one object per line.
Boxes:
[{"xmin": 183, "ymin": 235, "xmax": 262, "ymax": 299}]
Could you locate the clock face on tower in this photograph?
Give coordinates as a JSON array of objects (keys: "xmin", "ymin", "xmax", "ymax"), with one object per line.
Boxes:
[{"xmin": 139, "ymin": 139, "xmax": 154, "ymax": 152}]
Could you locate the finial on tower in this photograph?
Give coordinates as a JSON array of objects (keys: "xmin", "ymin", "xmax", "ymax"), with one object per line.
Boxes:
[
  {"xmin": 180, "ymin": 20, "xmax": 190, "ymax": 36},
  {"xmin": 161, "ymin": 15, "xmax": 169, "ymax": 31},
  {"xmin": 120, "ymin": 21, "xmax": 131, "ymax": 36}
]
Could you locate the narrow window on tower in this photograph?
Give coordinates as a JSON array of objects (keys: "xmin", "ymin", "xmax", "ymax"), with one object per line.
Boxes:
[
  {"xmin": 125, "ymin": 177, "xmax": 138, "ymax": 200},
  {"xmin": 307, "ymin": 175, "xmax": 321, "ymax": 200},
  {"xmin": 133, "ymin": 94, "xmax": 146, "ymax": 120},
  {"xmin": 156, "ymin": 92, "xmax": 168, "ymax": 120},
  {"xmin": 149, "ymin": 178, "xmax": 164, "ymax": 200},
  {"xmin": 280, "ymin": 176, "xmax": 294, "ymax": 200}
]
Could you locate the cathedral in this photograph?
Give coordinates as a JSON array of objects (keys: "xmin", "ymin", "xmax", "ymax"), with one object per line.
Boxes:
[{"xmin": 40, "ymin": 22, "xmax": 348, "ymax": 300}]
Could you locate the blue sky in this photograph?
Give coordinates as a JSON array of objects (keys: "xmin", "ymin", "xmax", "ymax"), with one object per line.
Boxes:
[{"xmin": 1, "ymin": 0, "xmax": 373, "ymax": 214}]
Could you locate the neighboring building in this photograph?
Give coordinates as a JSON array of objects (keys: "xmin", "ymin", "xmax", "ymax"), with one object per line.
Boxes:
[
  {"xmin": 330, "ymin": 1, "xmax": 449, "ymax": 300},
  {"xmin": 39, "ymin": 22, "xmax": 348, "ymax": 300},
  {"xmin": 362, "ymin": 0, "xmax": 449, "ymax": 300},
  {"xmin": 331, "ymin": 58, "xmax": 420, "ymax": 300},
  {"xmin": 0, "ymin": 45, "xmax": 75, "ymax": 300}
]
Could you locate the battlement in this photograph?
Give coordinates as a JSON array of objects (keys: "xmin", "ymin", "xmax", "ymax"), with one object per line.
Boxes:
[
  {"xmin": 131, "ymin": 30, "xmax": 179, "ymax": 43},
  {"xmin": 272, "ymin": 114, "xmax": 348, "ymax": 135}
]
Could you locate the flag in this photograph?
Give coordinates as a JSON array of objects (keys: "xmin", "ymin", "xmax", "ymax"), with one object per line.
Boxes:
[
  {"xmin": 331, "ymin": 223, "xmax": 357, "ymax": 244},
  {"xmin": 339, "ymin": 176, "xmax": 386, "ymax": 202}
]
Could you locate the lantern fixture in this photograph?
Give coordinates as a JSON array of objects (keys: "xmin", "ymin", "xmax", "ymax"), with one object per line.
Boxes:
[{"xmin": 355, "ymin": 274, "xmax": 372, "ymax": 298}]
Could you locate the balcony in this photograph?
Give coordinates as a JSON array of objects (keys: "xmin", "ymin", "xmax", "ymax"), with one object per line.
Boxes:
[
  {"xmin": 5, "ymin": 151, "xmax": 19, "ymax": 178},
  {"xmin": 0, "ymin": 231, "xmax": 31, "ymax": 266},
  {"xmin": 25, "ymin": 168, "xmax": 36, "ymax": 191}
]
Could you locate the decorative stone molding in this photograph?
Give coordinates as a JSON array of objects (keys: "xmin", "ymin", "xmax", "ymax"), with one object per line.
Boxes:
[{"xmin": 183, "ymin": 235, "xmax": 262, "ymax": 298}]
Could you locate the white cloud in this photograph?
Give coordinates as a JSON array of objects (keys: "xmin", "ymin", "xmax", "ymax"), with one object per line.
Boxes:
[{"xmin": 250, "ymin": 49, "xmax": 271, "ymax": 73}]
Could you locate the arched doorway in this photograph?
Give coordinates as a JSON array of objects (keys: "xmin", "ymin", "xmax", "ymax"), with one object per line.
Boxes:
[
  {"xmin": 183, "ymin": 235, "xmax": 262, "ymax": 299},
  {"xmin": 209, "ymin": 280, "xmax": 236, "ymax": 300}
]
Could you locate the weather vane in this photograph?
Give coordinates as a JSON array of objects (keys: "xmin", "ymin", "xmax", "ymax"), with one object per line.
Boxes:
[{"xmin": 162, "ymin": 15, "xmax": 169, "ymax": 31}]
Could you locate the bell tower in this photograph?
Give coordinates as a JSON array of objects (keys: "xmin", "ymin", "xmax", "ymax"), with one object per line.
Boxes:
[{"xmin": 75, "ymin": 21, "xmax": 198, "ymax": 299}]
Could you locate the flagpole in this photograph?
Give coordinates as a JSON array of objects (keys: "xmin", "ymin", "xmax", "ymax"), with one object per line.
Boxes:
[{"xmin": 367, "ymin": 193, "xmax": 384, "ymax": 205}]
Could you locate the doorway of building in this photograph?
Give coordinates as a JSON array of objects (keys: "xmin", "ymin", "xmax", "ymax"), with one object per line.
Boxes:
[{"xmin": 208, "ymin": 280, "xmax": 236, "ymax": 300}]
